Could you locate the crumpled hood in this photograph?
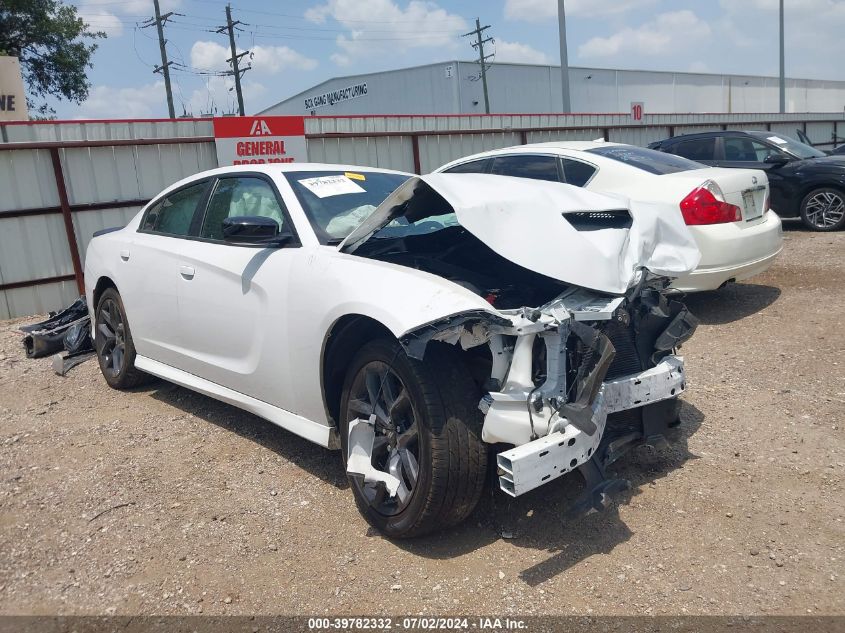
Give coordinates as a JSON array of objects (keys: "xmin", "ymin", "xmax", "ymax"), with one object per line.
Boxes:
[{"xmin": 339, "ymin": 173, "xmax": 701, "ymax": 295}]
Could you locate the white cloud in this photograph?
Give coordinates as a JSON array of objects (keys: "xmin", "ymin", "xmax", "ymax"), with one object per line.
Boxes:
[
  {"xmin": 305, "ymin": 0, "xmax": 467, "ymax": 66},
  {"xmin": 578, "ymin": 10, "xmax": 710, "ymax": 58},
  {"xmin": 504, "ymin": 0, "xmax": 658, "ymax": 23},
  {"xmin": 494, "ymin": 40, "xmax": 551, "ymax": 65},
  {"xmin": 190, "ymin": 41, "xmax": 317, "ymax": 75},
  {"xmin": 76, "ymin": 0, "xmax": 182, "ymax": 38},
  {"xmin": 76, "ymin": 82, "xmax": 166, "ymax": 118}
]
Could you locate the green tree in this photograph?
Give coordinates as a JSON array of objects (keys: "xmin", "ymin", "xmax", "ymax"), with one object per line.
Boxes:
[{"xmin": 0, "ymin": 0, "xmax": 105, "ymax": 117}]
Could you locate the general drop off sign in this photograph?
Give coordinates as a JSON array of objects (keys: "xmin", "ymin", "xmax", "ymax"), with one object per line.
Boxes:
[
  {"xmin": 213, "ymin": 116, "xmax": 307, "ymax": 166},
  {"xmin": 0, "ymin": 57, "xmax": 28, "ymax": 121}
]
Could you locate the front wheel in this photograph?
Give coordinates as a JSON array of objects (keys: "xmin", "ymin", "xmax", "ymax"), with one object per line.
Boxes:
[
  {"xmin": 799, "ymin": 187, "xmax": 845, "ymax": 231},
  {"xmin": 339, "ymin": 339, "xmax": 487, "ymax": 538}
]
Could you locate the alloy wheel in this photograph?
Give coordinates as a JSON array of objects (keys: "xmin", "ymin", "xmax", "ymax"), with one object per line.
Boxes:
[
  {"xmin": 346, "ymin": 360, "xmax": 420, "ymax": 516},
  {"xmin": 96, "ymin": 298, "xmax": 126, "ymax": 378},
  {"xmin": 804, "ymin": 190, "xmax": 845, "ymax": 229}
]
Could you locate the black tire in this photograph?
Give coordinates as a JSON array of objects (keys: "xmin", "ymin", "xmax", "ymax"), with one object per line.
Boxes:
[
  {"xmin": 339, "ymin": 338, "xmax": 487, "ymax": 538},
  {"xmin": 799, "ymin": 187, "xmax": 845, "ymax": 231},
  {"xmin": 94, "ymin": 288, "xmax": 150, "ymax": 390}
]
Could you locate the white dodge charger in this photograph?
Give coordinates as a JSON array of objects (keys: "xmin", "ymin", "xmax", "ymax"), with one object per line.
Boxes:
[
  {"xmin": 436, "ymin": 141, "xmax": 784, "ymax": 292},
  {"xmin": 85, "ymin": 163, "xmax": 700, "ymax": 537}
]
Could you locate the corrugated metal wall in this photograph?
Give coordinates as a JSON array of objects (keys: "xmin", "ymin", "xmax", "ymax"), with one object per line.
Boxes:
[
  {"xmin": 1, "ymin": 113, "xmax": 842, "ymax": 319},
  {"xmin": 305, "ymin": 112, "xmax": 844, "ymax": 173},
  {"xmin": 0, "ymin": 120, "xmax": 216, "ymax": 320}
]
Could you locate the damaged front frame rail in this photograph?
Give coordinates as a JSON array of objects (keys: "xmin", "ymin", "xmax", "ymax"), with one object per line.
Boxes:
[{"xmin": 349, "ymin": 281, "xmax": 696, "ymax": 509}]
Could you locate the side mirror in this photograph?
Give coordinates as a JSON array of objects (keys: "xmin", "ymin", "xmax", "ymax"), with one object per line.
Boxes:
[
  {"xmin": 222, "ymin": 216, "xmax": 290, "ymax": 246},
  {"xmin": 764, "ymin": 153, "xmax": 790, "ymax": 166}
]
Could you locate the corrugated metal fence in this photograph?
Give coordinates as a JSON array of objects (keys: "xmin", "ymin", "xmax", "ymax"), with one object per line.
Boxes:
[{"xmin": 1, "ymin": 112, "xmax": 843, "ymax": 318}]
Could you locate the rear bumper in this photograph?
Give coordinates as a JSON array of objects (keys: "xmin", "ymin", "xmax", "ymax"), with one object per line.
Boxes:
[
  {"xmin": 496, "ymin": 355, "xmax": 685, "ymax": 497},
  {"xmin": 671, "ymin": 210, "xmax": 783, "ymax": 292}
]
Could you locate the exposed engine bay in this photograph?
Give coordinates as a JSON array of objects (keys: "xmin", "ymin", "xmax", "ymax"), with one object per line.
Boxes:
[{"xmin": 343, "ymin": 174, "xmax": 700, "ymax": 510}]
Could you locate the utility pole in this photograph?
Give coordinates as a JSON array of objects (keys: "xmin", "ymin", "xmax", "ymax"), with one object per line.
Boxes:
[
  {"xmin": 463, "ymin": 18, "xmax": 493, "ymax": 114},
  {"xmin": 143, "ymin": 0, "xmax": 176, "ymax": 118},
  {"xmin": 217, "ymin": 4, "xmax": 250, "ymax": 116},
  {"xmin": 558, "ymin": 0, "xmax": 571, "ymax": 113},
  {"xmin": 779, "ymin": 0, "xmax": 786, "ymax": 113}
]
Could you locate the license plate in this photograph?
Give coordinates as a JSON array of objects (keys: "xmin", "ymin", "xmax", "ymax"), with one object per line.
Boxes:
[{"xmin": 743, "ymin": 190, "xmax": 762, "ymax": 220}]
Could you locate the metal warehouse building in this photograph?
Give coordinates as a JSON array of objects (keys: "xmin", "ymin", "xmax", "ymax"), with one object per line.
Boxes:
[{"xmin": 261, "ymin": 61, "xmax": 845, "ymax": 116}]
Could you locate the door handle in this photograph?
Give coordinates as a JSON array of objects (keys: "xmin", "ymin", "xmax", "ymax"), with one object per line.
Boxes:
[
  {"xmin": 179, "ymin": 265, "xmax": 195, "ymax": 280},
  {"xmin": 120, "ymin": 250, "xmax": 130, "ymax": 261}
]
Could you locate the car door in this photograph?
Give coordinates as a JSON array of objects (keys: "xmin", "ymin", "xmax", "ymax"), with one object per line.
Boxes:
[
  {"xmin": 120, "ymin": 179, "xmax": 212, "ymax": 367},
  {"xmin": 717, "ymin": 135, "xmax": 790, "ymax": 212},
  {"xmin": 668, "ymin": 137, "xmax": 718, "ymax": 165},
  {"xmin": 173, "ymin": 173, "xmax": 302, "ymax": 409}
]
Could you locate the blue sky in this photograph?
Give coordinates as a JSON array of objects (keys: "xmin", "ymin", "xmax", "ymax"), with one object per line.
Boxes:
[{"xmin": 58, "ymin": 0, "xmax": 845, "ymax": 119}]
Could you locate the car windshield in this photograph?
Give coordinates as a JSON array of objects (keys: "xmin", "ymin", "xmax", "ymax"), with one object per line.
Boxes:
[
  {"xmin": 587, "ymin": 145, "xmax": 705, "ymax": 175},
  {"xmin": 285, "ymin": 170, "xmax": 410, "ymax": 244},
  {"xmin": 747, "ymin": 132, "xmax": 826, "ymax": 159}
]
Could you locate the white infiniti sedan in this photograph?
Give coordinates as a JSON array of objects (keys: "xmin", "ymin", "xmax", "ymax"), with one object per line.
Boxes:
[
  {"xmin": 436, "ymin": 141, "xmax": 784, "ymax": 292},
  {"xmin": 85, "ymin": 163, "xmax": 700, "ymax": 537}
]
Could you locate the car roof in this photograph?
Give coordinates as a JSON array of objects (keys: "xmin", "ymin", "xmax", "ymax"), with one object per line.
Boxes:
[
  {"xmin": 188, "ymin": 163, "xmax": 412, "ymax": 178},
  {"xmin": 438, "ymin": 140, "xmax": 627, "ymax": 166},
  {"xmin": 659, "ymin": 130, "xmax": 783, "ymax": 144}
]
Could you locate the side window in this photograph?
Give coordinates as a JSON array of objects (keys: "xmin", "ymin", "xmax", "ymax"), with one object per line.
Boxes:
[
  {"xmin": 139, "ymin": 181, "xmax": 208, "ymax": 237},
  {"xmin": 561, "ymin": 158, "xmax": 597, "ymax": 187},
  {"xmin": 673, "ymin": 138, "xmax": 716, "ymax": 161},
  {"xmin": 200, "ymin": 177, "xmax": 287, "ymax": 241},
  {"xmin": 489, "ymin": 155, "xmax": 561, "ymax": 182},
  {"xmin": 443, "ymin": 159, "xmax": 490, "ymax": 174},
  {"xmin": 724, "ymin": 137, "xmax": 776, "ymax": 162}
]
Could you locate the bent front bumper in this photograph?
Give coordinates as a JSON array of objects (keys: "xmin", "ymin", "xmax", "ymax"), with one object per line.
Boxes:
[{"xmin": 496, "ymin": 355, "xmax": 685, "ymax": 497}]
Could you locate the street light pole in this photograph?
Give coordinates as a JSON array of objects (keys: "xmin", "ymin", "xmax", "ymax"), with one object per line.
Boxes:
[
  {"xmin": 779, "ymin": 0, "xmax": 785, "ymax": 113},
  {"xmin": 558, "ymin": 0, "xmax": 571, "ymax": 113}
]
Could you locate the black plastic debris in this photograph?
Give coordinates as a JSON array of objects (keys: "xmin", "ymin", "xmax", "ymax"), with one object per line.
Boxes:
[{"xmin": 20, "ymin": 297, "xmax": 94, "ymax": 360}]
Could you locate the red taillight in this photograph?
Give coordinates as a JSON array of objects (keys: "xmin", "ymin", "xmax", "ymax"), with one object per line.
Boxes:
[{"xmin": 680, "ymin": 181, "xmax": 742, "ymax": 225}]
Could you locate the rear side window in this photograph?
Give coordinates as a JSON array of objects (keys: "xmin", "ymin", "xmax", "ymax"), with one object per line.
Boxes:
[
  {"xmin": 561, "ymin": 158, "xmax": 597, "ymax": 187},
  {"xmin": 724, "ymin": 137, "xmax": 777, "ymax": 162},
  {"xmin": 140, "ymin": 181, "xmax": 207, "ymax": 236},
  {"xmin": 490, "ymin": 154, "xmax": 561, "ymax": 182},
  {"xmin": 587, "ymin": 146, "xmax": 704, "ymax": 175},
  {"xmin": 443, "ymin": 158, "xmax": 490, "ymax": 174},
  {"xmin": 672, "ymin": 138, "xmax": 716, "ymax": 161},
  {"xmin": 201, "ymin": 177, "xmax": 287, "ymax": 240}
]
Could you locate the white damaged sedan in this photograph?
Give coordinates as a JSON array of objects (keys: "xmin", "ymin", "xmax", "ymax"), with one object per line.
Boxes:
[{"xmin": 85, "ymin": 164, "xmax": 700, "ymax": 537}]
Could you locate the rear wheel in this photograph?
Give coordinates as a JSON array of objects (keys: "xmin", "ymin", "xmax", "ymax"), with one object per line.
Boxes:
[
  {"xmin": 799, "ymin": 187, "xmax": 845, "ymax": 231},
  {"xmin": 339, "ymin": 339, "xmax": 487, "ymax": 538},
  {"xmin": 94, "ymin": 288, "xmax": 150, "ymax": 389}
]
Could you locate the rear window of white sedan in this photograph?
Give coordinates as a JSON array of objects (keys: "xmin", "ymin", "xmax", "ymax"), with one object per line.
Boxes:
[
  {"xmin": 587, "ymin": 146, "xmax": 705, "ymax": 175},
  {"xmin": 285, "ymin": 171, "xmax": 410, "ymax": 244}
]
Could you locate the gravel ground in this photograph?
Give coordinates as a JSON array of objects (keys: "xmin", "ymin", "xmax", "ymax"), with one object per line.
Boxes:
[{"xmin": 0, "ymin": 222, "xmax": 842, "ymax": 617}]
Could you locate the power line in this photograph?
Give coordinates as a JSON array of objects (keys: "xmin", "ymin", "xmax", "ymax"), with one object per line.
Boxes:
[{"xmin": 463, "ymin": 17, "xmax": 494, "ymax": 114}]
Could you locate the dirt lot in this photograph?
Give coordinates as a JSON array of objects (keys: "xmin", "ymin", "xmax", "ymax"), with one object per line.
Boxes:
[{"xmin": 0, "ymin": 223, "xmax": 843, "ymax": 617}]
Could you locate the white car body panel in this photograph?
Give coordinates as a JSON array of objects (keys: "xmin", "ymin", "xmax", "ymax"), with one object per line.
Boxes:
[
  {"xmin": 435, "ymin": 141, "xmax": 784, "ymax": 292},
  {"xmin": 84, "ymin": 164, "xmax": 700, "ymax": 501},
  {"xmin": 342, "ymin": 173, "xmax": 700, "ymax": 295}
]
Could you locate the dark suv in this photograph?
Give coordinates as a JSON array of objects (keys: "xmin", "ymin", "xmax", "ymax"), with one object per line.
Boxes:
[{"xmin": 650, "ymin": 131, "xmax": 845, "ymax": 231}]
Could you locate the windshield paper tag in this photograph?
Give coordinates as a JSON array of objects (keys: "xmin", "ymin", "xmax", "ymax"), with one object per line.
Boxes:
[
  {"xmin": 299, "ymin": 175, "xmax": 366, "ymax": 198},
  {"xmin": 767, "ymin": 136, "xmax": 788, "ymax": 144}
]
